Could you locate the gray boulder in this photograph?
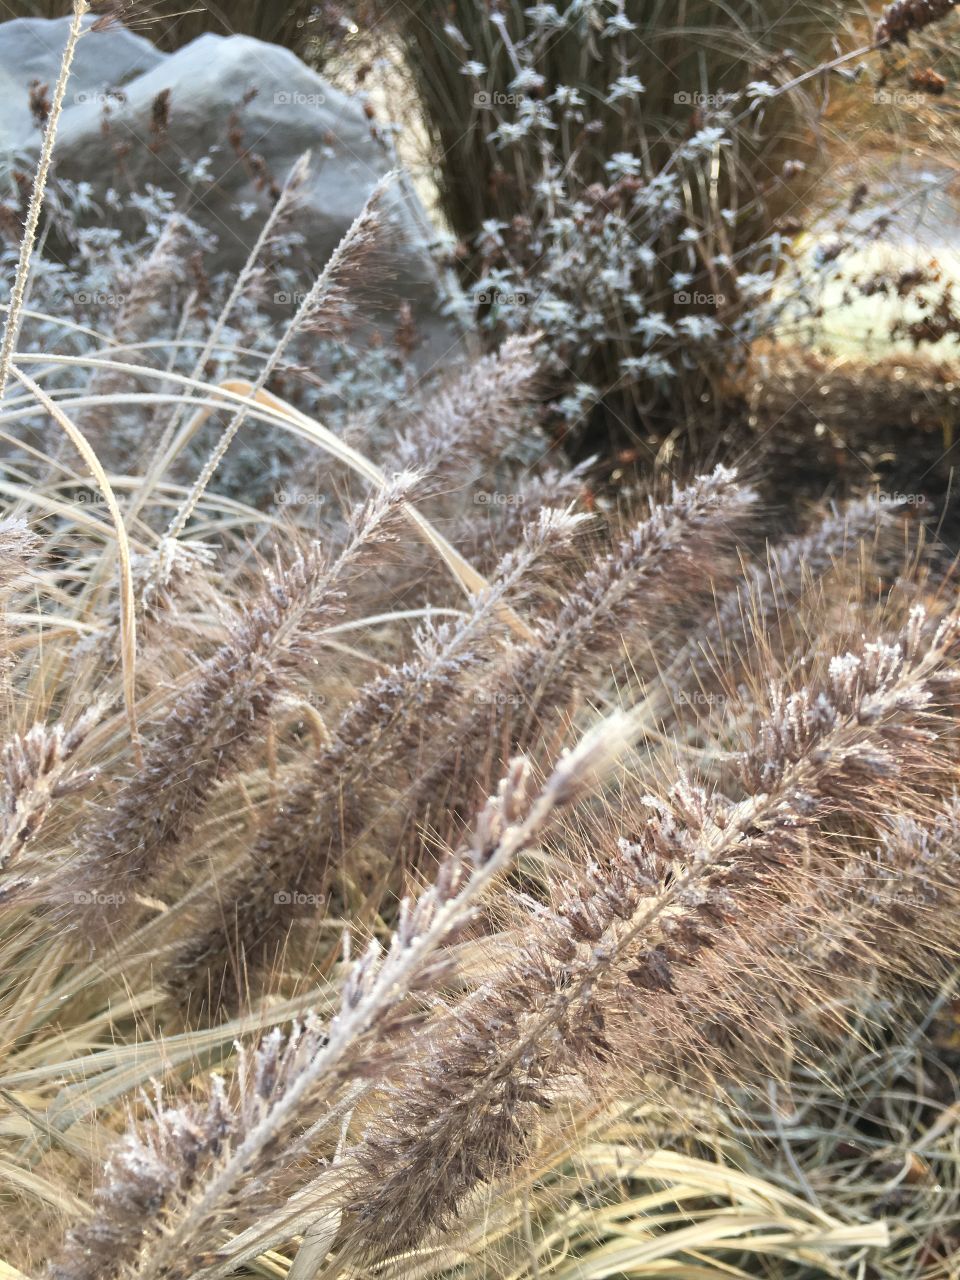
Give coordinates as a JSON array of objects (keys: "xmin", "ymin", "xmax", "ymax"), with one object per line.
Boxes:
[
  {"xmin": 0, "ymin": 15, "xmax": 165, "ymax": 152},
  {"xmin": 0, "ymin": 17, "xmax": 464, "ymax": 360}
]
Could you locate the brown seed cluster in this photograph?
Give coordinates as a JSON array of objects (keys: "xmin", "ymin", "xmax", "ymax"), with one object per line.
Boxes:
[{"xmin": 876, "ymin": 0, "xmax": 958, "ymax": 44}]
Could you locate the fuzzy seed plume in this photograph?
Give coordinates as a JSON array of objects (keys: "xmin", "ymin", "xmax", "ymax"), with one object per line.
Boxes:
[
  {"xmin": 43, "ymin": 715, "xmax": 631, "ymax": 1280},
  {"xmin": 0, "ymin": 515, "xmax": 38, "ymax": 681},
  {"xmin": 410, "ymin": 465, "xmax": 756, "ymax": 824},
  {"xmin": 59, "ymin": 474, "xmax": 418, "ymax": 933},
  {"xmin": 391, "ymin": 333, "xmax": 543, "ymax": 478},
  {"xmin": 0, "ymin": 705, "xmax": 102, "ymax": 873},
  {"xmin": 169, "ymin": 505, "xmax": 590, "ymax": 1014},
  {"xmin": 0, "ymin": 516, "xmax": 38, "ymax": 590},
  {"xmin": 340, "ymin": 606, "xmax": 960, "ymax": 1258}
]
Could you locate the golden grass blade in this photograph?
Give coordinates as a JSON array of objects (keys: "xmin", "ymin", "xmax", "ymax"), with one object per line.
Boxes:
[
  {"xmin": 624, "ymin": 1151, "xmax": 838, "ymax": 1223},
  {"xmin": 285, "ymin": 1210, "xmax": 342, "ymax": 1280},
  {"xmin": 8, "ymin": 365, "xmax": 141, "ymax": 759},
  {"xmin": 0, "ymin": 1157, "xmax": 88, "ymax": 1216},
  {"xmin": 6, "ymin": 358, "xmax": 534, "ymax": 639},
  {"xmin": 0, "ymin": 1260, "xmax": 32, "ymax": 1279},
  {"xmin": 550, "ymin": 1215, "xmax": 889, "ymax": 1279}
]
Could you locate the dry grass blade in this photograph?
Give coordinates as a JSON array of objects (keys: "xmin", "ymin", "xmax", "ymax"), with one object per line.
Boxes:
[
  {"xmin": 163, "ymin": 171, "xmax": 394, "ymax": 543},
  {"xmin": 7, "ymin": 365, "xmax": 141, "ymax": 758},
  {"xmin": 0, "ymin": 1, "xmax": 88, "ymax": 401}
]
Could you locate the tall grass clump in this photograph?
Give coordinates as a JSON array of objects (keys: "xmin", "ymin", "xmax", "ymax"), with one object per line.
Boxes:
[
  {"xmin": 0, "ymin": 7, "xmax": 959, "ymax": 1280},
  {"xmin": 345, "ymin": 0, "xmax": 880, "ymax": 445}
]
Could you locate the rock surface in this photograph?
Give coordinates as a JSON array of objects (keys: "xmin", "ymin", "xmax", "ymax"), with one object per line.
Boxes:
[
  {"xmin": 0, "ymin": 16, "xmax": 164, "ymax": 151},
  {"xmin": 0, "ymin": 16, "xmax": 463, "ymax": 361}
]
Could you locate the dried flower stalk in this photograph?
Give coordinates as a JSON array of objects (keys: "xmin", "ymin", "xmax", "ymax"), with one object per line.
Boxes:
[
  {"xmin": 341, "ymin": 607, "xmax": 960, "ymax": 1256},
  {"xmin": 412, "ymin": 465, "xmax": 756, "ymax": 821},
  {"xmin": 45, "ymin": 714, "xmax": 633, "ymax": 1280},
  {"xmin": 0, "ymin": 707, "xmax": 102, "ymax": 872},
  {"xmin": 64, "ymin": 475, "xmax": 417, "ymax": 927},
  {"xmin": 171, "ymin": 508, "xmax": 589, "ymax": 1012}
]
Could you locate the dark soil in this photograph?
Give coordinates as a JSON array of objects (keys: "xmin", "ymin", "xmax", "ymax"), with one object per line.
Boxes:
[{"xmin": 591, "ymin": 349, "xmax": 960, "ymax": 558}]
